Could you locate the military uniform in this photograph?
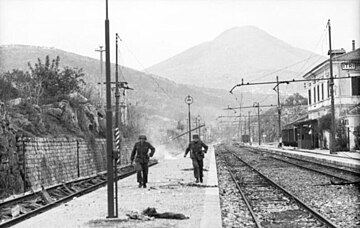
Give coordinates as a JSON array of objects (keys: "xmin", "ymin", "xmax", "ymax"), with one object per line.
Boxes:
[
  {"xmin": 184, "ymin": 136, "xmax": 208, "ymax": 183},
  {"xmin": 131, "ymin": 136, "xmax": 155, "ymax": 188}
]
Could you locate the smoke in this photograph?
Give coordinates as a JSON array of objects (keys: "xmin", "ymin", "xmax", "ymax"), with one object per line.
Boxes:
[{"xmin": 152, "ymin": 144, "xmax": 183, "ymax": 160}]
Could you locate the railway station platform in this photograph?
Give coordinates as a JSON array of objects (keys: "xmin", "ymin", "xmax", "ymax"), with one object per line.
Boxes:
[
  {"xmin": 252, "ymin": 144, "xmax": 360, "ymax": 170},
  {"xmin": 14, "ymin": 146, "xmax": 222, "ymax": 228}
]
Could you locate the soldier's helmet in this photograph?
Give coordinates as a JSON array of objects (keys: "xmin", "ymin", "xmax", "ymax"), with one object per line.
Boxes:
[
  {"xmin": 192, "ymin": 134, "xmax": 199, "ymax": 140},
  {"xmin": 139, "ymin": 135, "xmax": 147, "ymax": 140}
]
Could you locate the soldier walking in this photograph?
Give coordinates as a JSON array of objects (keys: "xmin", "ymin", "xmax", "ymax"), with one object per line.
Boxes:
[
  {"xmin": 184, "ymin": 134, "xmax": 208, "ymax": 183},
  {"xmin": 131, "ymin": 135, "xmax": 155, "ymax": 188}
]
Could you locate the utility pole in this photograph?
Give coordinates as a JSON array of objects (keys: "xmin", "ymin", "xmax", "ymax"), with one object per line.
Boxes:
[
  {"xmin": 197, "ymin": 115, "xmax": 201, "ymax": 137},
  {"xmin": 238, "ymin": 112, "xmax": 242, "ymax": 141},
  {"xmin": 248, "ymin": 111, "xmax": 251, "ymax": 145},
  {"xmin": 274, "ymin": 76, "xmax": 282, "ymax": 147},
  {"xmin": 113, "ymin": 33, "xmax": 121, "ymax": 218},
  {"xmin": 244, "ymin": 115, "xmax": 247, "ymax": 135},
  {"xmin": 105, "ymin": 0, "xmax": 115, "ymax": 218},
  {"xmin": 115, "ymin": 34, "xmax": 120, "ymax": 130},
  {"xmin": 328, "ymin": 19, "xmax": 336, "ymax": 154},
  {"xmin": 254, "ymin": 102, "xmax": 261, "ymax": 145},
  {"xmin": 95, "ymin": 46, "xmax": 105, "ymax": 101}
]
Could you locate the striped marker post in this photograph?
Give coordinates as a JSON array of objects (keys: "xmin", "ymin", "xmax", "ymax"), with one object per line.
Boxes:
[
  {"xmin": 114, "ymin": 127, "xmax": 121, "ymax": 152},
  {"xmin": 113, "ymin": 127, "xmax": 121, "ymax": 217}
]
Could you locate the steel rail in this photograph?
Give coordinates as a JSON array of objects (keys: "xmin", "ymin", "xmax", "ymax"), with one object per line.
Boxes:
[
  {"xmin": 227, "ymin": 150, "xmax": 339, "ymax": 228},
  {"xmin": 0, "ymin": 173, "xmax": 106, "ymax": 209},
  {"xmin": 0, "ymin": 162, "xmax": 157, "ymax": 228},
  {"xmin": 267, "ymin": 156, "xmax": 359, "ymax": 182},
  {"xmin": 227, "ymin": 169, "xmax": 263, "ymax": 228},
  {"xmin": 245, "ymin": 147, "xmax": 360, "ymax": 180}
]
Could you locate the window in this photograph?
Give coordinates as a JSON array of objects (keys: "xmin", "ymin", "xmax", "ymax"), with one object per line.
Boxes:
[
  {"xmin": 352, "ymin": 77, "xmax": 360, "ymax": 95},
  {"xmin": 317, "ymin": 85, "xmax": 320, "ymax": 101},
  {"xmin": 314, "ymin": 87, "xmax": 316, "ymax": 103},
  {"xmin": 327, "ymin": 81, "xmax": 330, "ymax": 97},
  {"xmin": 321, "ymin": 83, "xmax": 324, "ymax": 100},
  {"xmin": 308, "ymin": 89, "xmax": 312, "ymax": 104}
]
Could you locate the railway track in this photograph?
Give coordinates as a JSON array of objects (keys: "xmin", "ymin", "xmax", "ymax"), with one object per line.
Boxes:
[
  {"xmin": 243, "ymin": 146, "xmax": 360, "ymax": 182},
  {"xmin": 0, "ymin": 161, "xmax": 157, "ymax": 228},
  {"xmin": 221, "ymin": 149, "xmax": 337, "ymax": 228}
]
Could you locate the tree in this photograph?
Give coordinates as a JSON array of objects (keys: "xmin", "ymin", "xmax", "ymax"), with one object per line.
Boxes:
[
  {"xmin": 354, "ymin": 125, "xmax": 360, "ymax": 150},
  {"xmin": 0, "ymin": 74, "xmax": 19, "ymax": 118},
  {"xmin": 335, "ymin": 120, "xmax": 348, "ymax": 151},
  {"xmin": 27, "ymin": 56, "xmax": 85, "ymax": 104},
  {"xmin": 2, "ymin": 69, "xmax": 33, "ymax": 101},
  {"xmin": 284, "ymin": 93, "xmax": 308, "ymax": 106}
]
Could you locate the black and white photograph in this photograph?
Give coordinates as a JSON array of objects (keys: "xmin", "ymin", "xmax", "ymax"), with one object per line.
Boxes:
[{"xmin": 0, "ymin": 0, "xmax": 359, "ymax": 227}]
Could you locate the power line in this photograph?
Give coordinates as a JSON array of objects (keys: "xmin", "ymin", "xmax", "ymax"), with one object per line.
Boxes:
[
  {"xmin": 230, "ymin": 75, "xmax": 360, "ymax": 94},
  {"xmin": 294, "ymin": 23, "xmax": 328, "ymax": 79},
  {"xmin": 224, "ymin": 103, "xmax": 307, "ymax": 110},
  {"xmin": 248, "ymin": 55, "xmax": 323, "ymax": 83},
  {"xmin": 120, "ymin": 40, "xmax": 172, "ymax": 99}
]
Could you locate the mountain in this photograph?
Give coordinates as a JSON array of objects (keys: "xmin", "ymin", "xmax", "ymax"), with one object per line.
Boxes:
[
  {"xmin": 147, "ymin": 26, "xmax": 326, "ymax": 92},
  {"xmin": 0, "ymin": 45, "xmax": 278, "ymax": 141}
]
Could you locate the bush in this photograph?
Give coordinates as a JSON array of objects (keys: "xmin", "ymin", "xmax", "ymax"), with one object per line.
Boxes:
[
  {"xmin": 27, "ymin": 56, "xmax": 85, "ymax": 104},
  {"xmin": 335, "ymin": 120, "xmax": 348, "ymax": 151},
  {"xmin": 354, "ymin": 125, "xmax": 360, "ymax": 150}
]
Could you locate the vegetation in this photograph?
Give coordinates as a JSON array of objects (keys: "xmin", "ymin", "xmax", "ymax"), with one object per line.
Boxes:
[
  {"xmin": 335, "ymin": 120, "xmax": 349, "ymax": 151},
  {"xmin": 258, "ymin": 93, "xmax": 307, "ymax": 143},
  {"xmin": 354, "ymin": 126, "xmax": 360, "ymax": 150}
]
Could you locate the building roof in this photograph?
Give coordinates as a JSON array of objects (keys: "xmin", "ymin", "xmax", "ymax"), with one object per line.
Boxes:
[
  {"xmin": 303, "ymin": 48, "xmax": 360, "ymax": 79},
  {"xmin": 348, "ymin": 103, "xmax": 360, "ymax": 115},
  {"xmin": 284, "ymin": 114, "xmax": 309, "ymax": 128},
  {"xmin": 334, "ymin": 48, "xmax": 360, "ymax": 61}
]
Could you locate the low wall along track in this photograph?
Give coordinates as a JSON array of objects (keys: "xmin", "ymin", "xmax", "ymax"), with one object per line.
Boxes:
[{"xmin": 0, "ymin": 161, "xmax": 157, "ymax": 227}]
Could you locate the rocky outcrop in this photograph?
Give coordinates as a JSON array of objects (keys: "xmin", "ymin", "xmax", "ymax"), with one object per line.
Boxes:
[
  {"xmin": 0, "ymin": 93, "xmax": 108, "ymax": 198},
  {"xmin": 0, "ymin": 119, "xmax": 24, "ymax": 198}
]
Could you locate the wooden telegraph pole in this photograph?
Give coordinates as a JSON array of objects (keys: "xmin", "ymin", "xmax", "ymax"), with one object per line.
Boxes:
[{"xmin": 95, "ymin": 46, "xmax": 105, "ymax": 100}]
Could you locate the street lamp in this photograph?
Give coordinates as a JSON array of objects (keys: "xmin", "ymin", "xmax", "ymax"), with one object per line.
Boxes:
[{"xmin": 185, "ymin": 95, "xmax": 193, "ymax": 143}]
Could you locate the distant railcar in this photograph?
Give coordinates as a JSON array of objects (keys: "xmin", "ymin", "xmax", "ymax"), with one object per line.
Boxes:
[
  {"xmin": 282, "ymin": 128, "xmax": 298, "ymax": 147},
  {"xmin": 242, "ymin": 134, "xmax": 250, "ymax": 143}
]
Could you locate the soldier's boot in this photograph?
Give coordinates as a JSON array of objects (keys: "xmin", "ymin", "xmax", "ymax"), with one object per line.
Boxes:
[
  {"xmin": 200, "ymin": 177, "xmax": 203, "ymax": 183},
  {"xmin": 138, "ymin": 183, "xmax": 142, "ymax": 188},
  {"xmin": 143, "ymin": 183, "xmax": 147, "ymax": 188},
  {"xmin": 195, "ymin": 178, "xmax": 199, "ymax": 183}
]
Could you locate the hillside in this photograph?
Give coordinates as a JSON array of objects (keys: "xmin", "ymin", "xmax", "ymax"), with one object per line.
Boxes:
[
  {"xmin": 0, "ymin": 45, "xmax": 278, "ymax": 140},
  {"xmin": 147, "ymin": 26, "xmax": 326, "ymax": 92}
]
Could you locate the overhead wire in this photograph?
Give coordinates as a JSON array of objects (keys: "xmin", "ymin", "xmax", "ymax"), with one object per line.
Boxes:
[
  {"xmin": 120, "ymin": 40, "xmax": 172, "ymax": 99},
  {"xmin": 293, "ymin": 24, "xmax": 328, "ymax": 79},
  {"xmin": 117, "ymin": 40, "xmax": 127, "ymax": 82},
  {"xmin": 247, "ymin": 22, "xmax": 329, "ymax": 84}
]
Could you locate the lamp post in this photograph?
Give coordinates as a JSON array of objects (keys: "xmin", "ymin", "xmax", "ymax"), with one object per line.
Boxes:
[{"xmin": 185, "ymin": 95, "xmax": 193, "ymax": 143}]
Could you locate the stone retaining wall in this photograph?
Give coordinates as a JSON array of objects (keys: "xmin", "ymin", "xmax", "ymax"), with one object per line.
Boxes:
[{"xmin": 17, "ymin": 137, "xmax": 132, "ymax": 192}]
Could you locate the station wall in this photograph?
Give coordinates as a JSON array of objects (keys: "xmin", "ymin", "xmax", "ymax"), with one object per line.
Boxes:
[{"xmin": 16, "ymin": 137, "xmax": 132, "ymax": 192}]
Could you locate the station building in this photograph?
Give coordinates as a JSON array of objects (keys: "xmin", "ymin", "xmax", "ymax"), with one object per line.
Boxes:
[{"xmin": 295, "ymin": 44, "xmax": 360, "ymax": 151}]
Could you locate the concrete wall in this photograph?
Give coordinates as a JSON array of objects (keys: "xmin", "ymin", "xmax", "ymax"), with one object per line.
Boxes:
[{"xmin": 17, "ymin": 137, "xmax": 133, "ymax": 192}]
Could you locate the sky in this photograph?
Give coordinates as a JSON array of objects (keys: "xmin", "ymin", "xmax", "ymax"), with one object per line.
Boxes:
[{"xmin": 0, "ymin": 0, "xmax": 359, "ymax": 71}]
